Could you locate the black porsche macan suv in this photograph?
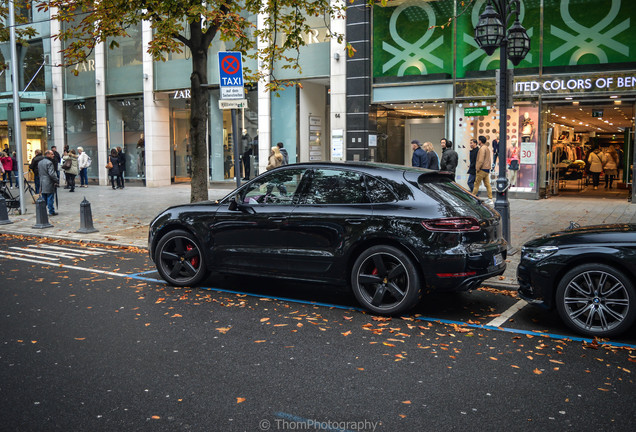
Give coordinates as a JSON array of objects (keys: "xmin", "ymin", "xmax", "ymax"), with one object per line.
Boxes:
[{"xmin": 149, "ymin": 162, "xmax": 506, "ymax": 315}]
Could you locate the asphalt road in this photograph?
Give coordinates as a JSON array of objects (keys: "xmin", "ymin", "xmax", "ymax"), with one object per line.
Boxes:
[{"xmin": 0, "ymin": 234, "xmax": 635, "ymax": 431}]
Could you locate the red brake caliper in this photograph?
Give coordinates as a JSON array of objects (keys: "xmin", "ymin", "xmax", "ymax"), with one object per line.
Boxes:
[
  {"xmin": 372, "ymin": 268, "xmax": 378, "ymax": 276},
  {"xmin": 186, "ymin": 244, "xmax": 199, "ymax": 267}
]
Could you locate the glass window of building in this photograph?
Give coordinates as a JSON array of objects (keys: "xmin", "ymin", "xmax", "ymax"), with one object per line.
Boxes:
[
  {"xmin": 65, "ymin": 99, "xmax": 98, "ymax": 181},
  {"xmin": 107, "ymin": 97, "xmax": 145, "ymax": 183},
  {"xmin": 106, "ymin": 22, "xmax": 143, "ymax": 95}
]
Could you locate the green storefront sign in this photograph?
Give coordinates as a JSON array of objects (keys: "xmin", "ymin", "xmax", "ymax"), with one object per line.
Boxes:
[
  {"xmin": 464, "ymin": 106, "xmax": 489, "ymax": 116},
  {"xmin": 373, "ymin": 0, "xmax": 636, "ymax": 81}
]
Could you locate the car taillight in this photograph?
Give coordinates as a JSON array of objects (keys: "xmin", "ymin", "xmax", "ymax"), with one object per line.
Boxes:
[{"xmin": 422, "ymin": 217, "xmax": 481, "ymax": 232}]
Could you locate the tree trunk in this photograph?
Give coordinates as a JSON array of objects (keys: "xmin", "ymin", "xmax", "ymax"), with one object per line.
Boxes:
[{"xmin": 189, "ymin": 24, "xmax": 210, "ymax": 203}]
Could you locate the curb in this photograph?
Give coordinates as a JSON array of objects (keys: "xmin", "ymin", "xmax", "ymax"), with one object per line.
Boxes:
[{"xmin": 0, "ymin": 229, "xmax": 147, "ymax": 250}]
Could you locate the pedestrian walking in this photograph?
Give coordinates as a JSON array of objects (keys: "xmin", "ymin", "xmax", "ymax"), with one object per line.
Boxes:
[
  {"xmin": 266, "ymin": 146, "xmax": 283, "ymax": 171},
  {"xmin": 51, "ymin": 145, "xmax": 62, "ymax": 180},
  {"xmin": 603, "ymin": 146, "xmax": 618, "ymax": 189},
  {"xmin": 0, "ymin": 151, "xmax": 13, "ymax": 187},
  {"xmin": 77, "ymin": 147, "xmax": 90, "ymax": 187},
  {"xmin": 472, "ymin": 135, "xmax": 493, "ymax": 204},
  {"xmin": 29, "ymin": 149, "xmax": 44, "ymax": 195},
  {"xmin": 11, "ymin": 151, "xmax": 18, "ymax": 188},
  {"xmin": 467, "ymin": 138, "xmax": 479, "ymax": 193},
  {"xmin": 62, "ymin": 149, "xmax": 79, "ymax": 192},
  {"xmin": 277, "ymin": 142, "xmax": 289, "ymax": 166},
  {"xmin": 587, "ymin": 145, "xmax": 604, "ymax": 190},
  {"xmin": 116, "ymin": 146, "xmax": 126, "ymax": 189},
  {"xmin": 422, "ymin": 142, "xmax": 439, "ymax": 170},
  {"xmin": 107, "ymin": 148, "xmax": 121, "ymax": 190},
  {"xmin": 38, "ymin": 150, "xmax": 59, "ymax": 215},
  {"xmin": 410, "ymin": 140, "xmax": 428, "ymax": 168},
  {"xmin": 440, "ymin": 138, "xmax": 458, "ymax": 179}
]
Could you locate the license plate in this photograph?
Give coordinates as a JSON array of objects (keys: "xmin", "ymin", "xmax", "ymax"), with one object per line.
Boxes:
[{"xmin": 493, "ymin": 253, "xmax": 504, "ymax": 266}]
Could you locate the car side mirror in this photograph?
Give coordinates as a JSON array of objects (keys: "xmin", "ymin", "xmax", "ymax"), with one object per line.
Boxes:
[{"xmin": 229, "ymin": 195, "xmax": 255, "ymax": 214}]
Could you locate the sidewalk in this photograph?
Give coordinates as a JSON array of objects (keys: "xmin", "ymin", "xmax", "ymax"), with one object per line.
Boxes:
[{"xmin": 2, "ymin": 183, "xmax": 636, "ymax": 288}]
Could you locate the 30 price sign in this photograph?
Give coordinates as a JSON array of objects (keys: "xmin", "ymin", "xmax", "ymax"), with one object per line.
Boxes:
[{"xmin": 520, "ymin": 142, "xmax": 536, "ymax": 165}]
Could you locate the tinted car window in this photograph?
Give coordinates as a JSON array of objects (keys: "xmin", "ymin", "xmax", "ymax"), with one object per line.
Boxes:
[
  {"xmin": 419, "ymin": 180, "xmax": 481, "ymax": 208},
  {"xmin": 241, "ymin": 168, "xmax": 307, "ymax": 205},
  {"xmin": 365, "ymin": 175, "xmax": 397, "ymax": 203},
  {"xmin": 303, "ymin": 169, "xmax": 369, "ymax": 204}
]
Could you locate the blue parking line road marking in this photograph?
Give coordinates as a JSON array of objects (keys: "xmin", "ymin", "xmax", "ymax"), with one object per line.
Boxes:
[
  {"xmin": 413, "ymin": 316, "xmax": 636, "ymax": 350},
  {"xmin": 132, "ymin": 269, "xmax": 160, "ymax": 276}
]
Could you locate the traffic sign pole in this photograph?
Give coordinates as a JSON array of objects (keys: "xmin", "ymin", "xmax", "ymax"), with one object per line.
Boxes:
[
  {"xmin": 232, "ymin": 109, "xmax": 241, "ymax": 189},
  {"xmin": 218, "ymin": 52, "xmax": 245, "ymax": 188}
]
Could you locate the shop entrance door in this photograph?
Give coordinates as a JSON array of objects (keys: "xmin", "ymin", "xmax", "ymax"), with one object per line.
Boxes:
[
  {"xmin": 543, "ymin": 98, "xmax": 634, "ymax": 199},
  {"xmin": 170, "ymin": 109, "xmax": 192, "ymax": 182},
  {"xmin": 403, "ymin": 118, "xmax": 445, "ymax": 165}
]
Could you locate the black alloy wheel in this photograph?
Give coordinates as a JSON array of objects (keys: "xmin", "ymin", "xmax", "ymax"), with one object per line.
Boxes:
[
  {"xmin": 351, "ymin": 245, "xmax": 421, "ymax": 315},
  {"xmin": 556, "ymin": 263, "xmax": 636, "ymax": 337},
  {"xmin": 155, "ymin": 229, "xmax": 207, "ymax": 287}
]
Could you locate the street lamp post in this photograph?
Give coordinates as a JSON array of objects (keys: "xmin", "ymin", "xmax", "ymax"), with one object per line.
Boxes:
[{"xmin": 474, "ymin": 0, "xmax": 530, "ymax": 245}]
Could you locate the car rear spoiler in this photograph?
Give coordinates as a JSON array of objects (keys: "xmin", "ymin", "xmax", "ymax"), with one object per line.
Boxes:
[{"xmin": 403, "ymin": 170, "xmax": 455, "ymax": 184}]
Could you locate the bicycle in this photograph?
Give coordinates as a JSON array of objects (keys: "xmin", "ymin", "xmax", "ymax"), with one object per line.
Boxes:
[{"xmin": 0, "ymin": 180, "xmax": 20, "ymax": 213}]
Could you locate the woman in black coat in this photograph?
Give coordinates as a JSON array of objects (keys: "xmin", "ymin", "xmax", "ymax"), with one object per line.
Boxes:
[
  {"xmin": 108, "ymin": 148, "xmax": 121, "ymax": 190},
  {"xmin": 116, "ymin": 146, "xmax": 126, "ymax": 189}
]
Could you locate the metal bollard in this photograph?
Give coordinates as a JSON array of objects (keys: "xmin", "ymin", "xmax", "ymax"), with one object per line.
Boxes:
[
  {"xmin": 32, "ymin": 196, "xmax": 53, "ymax": 229},
  {"xmin": 0, "ymin": 196, "xmax": 13, "ymax": 225},
  {"xmin": 76, "ymin": 197, "xmax": 98, "ymax": 233}
]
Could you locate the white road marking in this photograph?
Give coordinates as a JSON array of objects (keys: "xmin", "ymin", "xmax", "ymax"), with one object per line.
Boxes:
[
  {"xmin": 0, "ymin": 253, "xmax": 129, "ymax": 277},
  {"xmin": 35, "ymin": 244, "xmax": 108, "ymax": 255},
  {"xmin": 487, "ymin": 299, "xmax": 528, "ymax": 327},
  {"xmin": 0, "ymin": 250, "xmax": 60, "ymax": 261},
  {"xmin": 9, "ymin": 247, "xmax": 83, "ymax": 260}
]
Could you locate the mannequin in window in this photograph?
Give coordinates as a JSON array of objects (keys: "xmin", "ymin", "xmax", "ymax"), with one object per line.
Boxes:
[
  {"xmin": 521, "ymin": 112, "xmax": 534, "ymax": 142},
  {"xmin": 241, "ymin": 129, "xmax": 252, "ymax": 180},
  {"xmin": 507, "ymin": 137, "xmax": 520, "ymax": 187}
]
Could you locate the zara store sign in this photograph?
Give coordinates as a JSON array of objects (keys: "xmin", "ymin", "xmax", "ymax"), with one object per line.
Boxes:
[{"xmin": 514, "ymin": 73, "xmax": 636, "ymax": 95}]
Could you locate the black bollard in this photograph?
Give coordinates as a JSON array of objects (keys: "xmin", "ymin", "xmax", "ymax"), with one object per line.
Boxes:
[
  {"xmin": 32, "ymin": 196, "xmax": 53, "ymax": 229},
  {"xmin": 76, "ymin": 197, "xmax": 98, "ymax": 233},
  {"xmin": 0, "ymin": 196, "xmax": 13, "ymax": 225}
]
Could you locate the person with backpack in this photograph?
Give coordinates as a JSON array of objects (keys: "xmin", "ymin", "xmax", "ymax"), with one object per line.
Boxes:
[
  {"xmin": 61, "ymin": 149, "xmax": 79, "ymax": 192},
  {"xmin": 77, "ymin": 146, "xmax": 91, "ymax": 187}
]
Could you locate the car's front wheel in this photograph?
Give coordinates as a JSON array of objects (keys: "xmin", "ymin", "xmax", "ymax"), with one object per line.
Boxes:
[
  {"xmin": 556, "ymin": 263, "xmax": 636, "ymax": 337},
  {"xmin": 351, "ymin": 245, "xmax": 421, "ymax": 315},
  {"xmin": 155, "ymin": 229, "xmax": 208, "ymax": 287}
]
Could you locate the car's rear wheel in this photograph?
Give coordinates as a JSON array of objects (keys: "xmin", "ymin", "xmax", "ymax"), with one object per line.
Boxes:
[
  {"xmin": 351, "ymin": 245, "xmax": 421, "ymax": 315},
  {"xmin": 556, "ymin": 263, "xmax": 636, "ymax": 337},
  {"xmin": 155, "ymin": 229, "xmax": 207, "ymax": 287}
]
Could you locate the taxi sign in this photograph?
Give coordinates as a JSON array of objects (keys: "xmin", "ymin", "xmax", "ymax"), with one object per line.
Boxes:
[{"xmin": 218, "ymin": 51, "xmax": 244, "ymax": 100}]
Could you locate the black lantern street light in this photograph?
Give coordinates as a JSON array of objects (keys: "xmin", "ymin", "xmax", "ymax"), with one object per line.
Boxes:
[{"xmin": 475, "ymin": 0, "xmax": 530, "ymax": 245}]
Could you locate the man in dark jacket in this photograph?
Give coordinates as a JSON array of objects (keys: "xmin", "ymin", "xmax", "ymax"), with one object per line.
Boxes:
[
  {"xmin": 467, "ymin": 138, "xmax": 479, "ymax": 193},
  {"xmin": 51, "ymin": 146, "xmax": 62, "ymax": 179},
  {"xmin": 29, "ymin": 149, "xmax": 45, "ymax": 194},
  {"xmin": 411, "ymin": 140, "xmax": 428, "ymax": 168},
  {"xmin": 440, "ymin": 138, "xmax": 459, "ymax": 180},
  {"xmin": 38, "ymin": 150, "xmax": 58, "ymax": 215},
  {"xmin": 277, "ymin": 142, "xmax": 289, "ymax": 165}
]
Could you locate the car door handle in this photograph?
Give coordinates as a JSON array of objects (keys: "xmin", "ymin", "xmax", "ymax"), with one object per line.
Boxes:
[
  {"xmin": 346, "ymin": 218, "xmax": 365, "ymax": 225},
  {"xmin": 268, "ymin": 217, "xmax": 287, "ymax": 223}
]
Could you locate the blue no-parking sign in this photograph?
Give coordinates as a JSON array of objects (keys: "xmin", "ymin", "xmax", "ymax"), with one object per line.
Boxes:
[{"xmin": 218, "ymin": 51, "xmax": 244, "ymax": 100}]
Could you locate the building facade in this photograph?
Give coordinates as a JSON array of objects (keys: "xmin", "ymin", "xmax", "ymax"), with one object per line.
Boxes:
[
  {"xmin": 347, "ymin": 0, "xmax": 635, "ymax": 200},
  {"xmin": 0, "ymin": 2, "xmax": 346, "ymax": 188}
]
